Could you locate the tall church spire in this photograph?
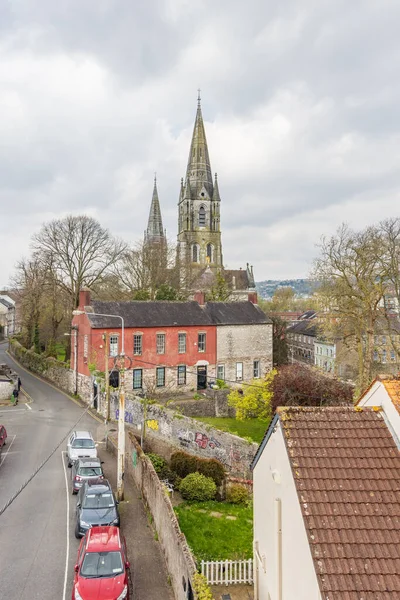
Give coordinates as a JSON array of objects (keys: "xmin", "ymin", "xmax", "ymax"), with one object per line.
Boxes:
[
  {"xmin": 186, "ymin": 92, "xmax": 213, "ymax": 197},
  {"xmin": 145, "ymin": 175, "xmax": 165, "ymax": 242}
]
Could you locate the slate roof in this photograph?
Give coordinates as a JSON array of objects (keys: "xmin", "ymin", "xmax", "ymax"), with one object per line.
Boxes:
[
  {"xmin": 223, "ymin": 269, "xmax": 251, "ymax": 290},
  {"xmin": 276, "ymin": 406, "xmax": 400, "ymax": 599},
  {"xmin": 89, "ymin": 300, "xmax": 211, "ymax": 328},
  {"xmin": 204, "ymin": 301, "xmax": 272, "ymax": 325},
  {"xmin": 0, "ymin": 297, "xmax": 13, "ymax": 309},
  {"xmin": 287, "ymin": 319, "xmax": 319, "ymax": 337}
]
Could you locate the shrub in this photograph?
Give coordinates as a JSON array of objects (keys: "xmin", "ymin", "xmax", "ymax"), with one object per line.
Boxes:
[
  {"xmin": 192, "ymin": 573, "xmax": 213, "ymax": 600},
  {"xmin": 147, "ymin": 453, "xmax": 167, "ymax": 474},
  {"xmin": 171, "ymin": 451, "xmax": 197, "ymax": 478},
  {"xmin": 179, "ymin": 473, "xmax": 217, "ymax": 502},
  {"xmin": 197, "ymin": 458, "xmax": 225, "ymax": 487},
  {"xmin": 226, "ymin": 483, "xmax": 250, "ymax": 505}
]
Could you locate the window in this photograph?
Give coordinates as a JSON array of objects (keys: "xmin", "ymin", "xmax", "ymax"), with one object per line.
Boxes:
[
  {"xmin": 177, "ymin": 365, "xmax": 186, "ymax": 385},
  {"xmin": 374, "ymin": 335, "xmax": 379, "ymax": 345},
  {"xmin": 253, "ymin": 360, "xmax": 260, "ymax": 378},
  {"xmin": 217, "ymin": 365, "xmax": 225, "ymax": 381},
  {"xmin": 381, "ymin": 335, "xmax": 387, "ymax": 345},
  {"xmin": 156, "ymin": 333, "xmax": 165, "ymax": 354},
  {"xmin": 156, "ymin": 367, "xmax": 165, "ymax": 387},
  {"xmin": 133, "ymin": 334, "xmax": 142, "ymax": 355},
  {"xmin": 206, "ymin": 243, "xmax": 214, "ymax": 263},
  {"xmin": 391, "ymin": 350, "xmax": 396, "ymax": 361},
  {"xmin": 110, "ymin": 335, "xmax": 118, "ymax": 357},
  {"xmin": 133, "ymin": 369, "xmax": 142, "ymax": 390},
  {"xmin": 178, "ymin": 332, "xmax": 187, "ymax": 354},
  {"xmin": 236, "ymin": 362, "xmax": 243, "ymax": 381},
  {"xmin": 382, "ymin": 350, "xmax": 387, "ymax": 363},
  {"xmin": 373, "ymin": 350, "xmax": 378, "ymax": 361},
  {"xmin": 198, "ymin": 332, "xmax": 206, "ymax": 352},
  {"xmin": 199, "ymin": 206, "xmax": 206, "ymax": 227},
  {"xmin": 192, "ymin": 244, "xmax": 199, "ymax": 263}
]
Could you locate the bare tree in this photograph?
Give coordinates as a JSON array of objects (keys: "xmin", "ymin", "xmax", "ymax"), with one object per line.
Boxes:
[
  {"xmin": 312, "ymin": 224, "xmax": 387, "ymax": 391},
  {"xmin": 32, "ymin": 215, "xmax": 127, "ymax": 308}
]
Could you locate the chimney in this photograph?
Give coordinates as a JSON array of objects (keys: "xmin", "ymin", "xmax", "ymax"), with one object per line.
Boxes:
[
  {"xmin": 194, "ymin": 290, "xmax": 205, "ymax": 306},
  {"xmin": 248, "ymin": 291, "xmax": 258, "ymax": 305},
  {"xmin": 79, "ymin": 288, "xmax": 91, "ymax": 309}
]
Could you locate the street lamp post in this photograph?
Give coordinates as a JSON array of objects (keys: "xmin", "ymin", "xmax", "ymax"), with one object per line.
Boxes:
[{"xmin": 73, "ymin": 310, "xmax": 126, "ymax": 501}]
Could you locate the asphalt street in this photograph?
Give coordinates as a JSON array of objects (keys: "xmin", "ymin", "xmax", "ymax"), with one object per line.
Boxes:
[{"xmin": 0, "ymin": 342, "xmax": 174, "ymax": 600}]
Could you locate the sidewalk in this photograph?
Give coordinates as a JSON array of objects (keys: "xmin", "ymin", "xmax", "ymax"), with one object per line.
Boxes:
[{"xmin": 95, "ymin": 423, "xmax": 174, "ymax": 600}]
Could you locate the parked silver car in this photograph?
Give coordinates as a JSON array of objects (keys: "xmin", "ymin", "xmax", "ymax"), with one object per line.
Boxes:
[
  {"xmin": 66, "ymin": 430, "xmax": 97, "ymax": 467},
  {"xmin": 71, "ymin": 457, "xmax": 104, "ymax": 494}
]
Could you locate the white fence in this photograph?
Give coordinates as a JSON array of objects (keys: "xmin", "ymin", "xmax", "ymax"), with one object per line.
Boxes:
[{"xmin": 201, "ymin": 559, "xmax": 253, "ymax": 585}]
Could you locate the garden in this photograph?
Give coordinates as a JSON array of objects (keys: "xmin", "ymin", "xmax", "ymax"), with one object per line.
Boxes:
[{"xmin": 147, "ymin": 450, "xmax": 253, "ymax": 562}]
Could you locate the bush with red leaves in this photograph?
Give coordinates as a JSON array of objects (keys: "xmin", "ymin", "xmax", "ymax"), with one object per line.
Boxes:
[{"xmin": 271, "ymin": 364, "xmax": 354, "ymax": 412}]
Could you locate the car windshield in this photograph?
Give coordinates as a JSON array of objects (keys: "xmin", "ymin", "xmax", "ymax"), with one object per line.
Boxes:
[
  {"xmin": 81, "ymin": 551, "xmax": 123, "ymax": 578},
  {"xmin": 83, "ymin": 492, "xmax": 115, "ymax": 509},
  {"xmin": 72, "ymin": 439, "xmax": 95, "ymax": 449},
  {"xmin": 79, "ymin": 467, "xmax": 102, "ymax": 477}
]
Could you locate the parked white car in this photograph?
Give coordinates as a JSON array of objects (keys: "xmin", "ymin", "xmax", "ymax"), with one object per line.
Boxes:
[{"xmin": 66, "ymin": 430, "xmax": 97, "ymax": 467}]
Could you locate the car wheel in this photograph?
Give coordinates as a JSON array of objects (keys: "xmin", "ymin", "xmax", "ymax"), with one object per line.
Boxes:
[
  {"xmin": 72, "ymin": 489, "xmax": 77, "ymax": 495},
  {"xmin": 74, "ymin": 523, "xmax": 81, "ymax": 539},
  {"xmin": 67, "ymin": 459, "xmax": 72, "ymax": 468}
]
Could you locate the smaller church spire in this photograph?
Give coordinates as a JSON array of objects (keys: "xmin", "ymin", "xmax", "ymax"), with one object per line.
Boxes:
[
  {"xmin": 145, "ymin": 176, "xmax": 165, "ymax": 242},
  {"xmin": 212, "ymin": 172, "xmax": 221, "ymax": 202}
]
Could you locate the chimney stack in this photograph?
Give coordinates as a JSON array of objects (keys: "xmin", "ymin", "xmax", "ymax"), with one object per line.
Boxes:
[
  {"xmin": 79, "ymin": 289, "xmax": 91, "ymax": 309},
  {"xmin": 194, "ymin": 290, "xmax": 205, "ymax": 306},
  {"xmin": 248, "ymin": 291, "xmax": 258, "ymax": 305}
]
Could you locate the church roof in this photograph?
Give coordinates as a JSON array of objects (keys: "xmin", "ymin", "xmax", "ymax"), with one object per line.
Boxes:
[
  {"xmin": 223, "ymin": 269, "xmax": 251, "ymax": 291},
  {"xmin": 145, "ymin": 176, "xmax": 164, "ymax": 241}
]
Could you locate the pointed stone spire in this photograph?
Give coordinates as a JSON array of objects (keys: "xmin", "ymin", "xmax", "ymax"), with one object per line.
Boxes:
[
  {"xmin": 186, "ymin": 92, "xmax": 213, "ymax": 196},
  {"xmin": 212, "ymin": 172, "xmax": 220, "ymax": 202},
  {"xmin": 146, "ymin": 175, "xmax": 165, "ymax": 242}
]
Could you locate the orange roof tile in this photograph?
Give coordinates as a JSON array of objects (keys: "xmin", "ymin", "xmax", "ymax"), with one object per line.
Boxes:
[{"xmin": 382, "ymin": 380, "xmax": 400, "ymax": 414}]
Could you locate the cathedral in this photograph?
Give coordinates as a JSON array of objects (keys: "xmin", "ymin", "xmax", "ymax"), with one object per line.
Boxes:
[{"xmin": 144, "ymin": 94, "xmax": 255, "ymax": 299}]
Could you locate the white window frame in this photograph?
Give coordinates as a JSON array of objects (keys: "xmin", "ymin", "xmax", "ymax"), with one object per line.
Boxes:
[
  {"xmin": 177, "ymin": 365, "xmax": 186, "ymax": 386},
  {"xmin": 156, "ymin": 333, "xmax": 166, "ymax": 355},
  {"xmin": 198, "ymin": 332, "xmax": 206, "ymax": 353},
  {"xmin": 133, "ymin": 333, "xmax": 142, "ymax": 356},
  {"xmin": 178, "ymin": 332, "xmax": 187, "ymax": 354},
  {"xmin": 217, "ymin": 364, "xmax": 225, "ymax": 381},
  {"xmin": 236, "ymin": 362, "xmax": 243, "ymax": 381},
  {"xmin": 110, "ymin": 335, "xmax": 119, "ymax": 357},
  {"xmin": 253, "ymin": 360, "xmax": 260, "ymax": 379}
]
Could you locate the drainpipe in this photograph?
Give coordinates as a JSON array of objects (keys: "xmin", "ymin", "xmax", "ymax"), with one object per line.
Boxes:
[
  {"xmin": 72, "ymin": 326, "xmax": 78, "ymax": 395},
  {"xmin": 275, "ymin": 498, "xmax": 282, "ymax": 600}
]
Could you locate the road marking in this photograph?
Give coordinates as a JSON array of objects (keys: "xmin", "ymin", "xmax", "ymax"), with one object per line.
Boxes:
[
  {"xmin": 0, "ymin": 408, "xmax": 26, "ymax": 413},
  {"xmin": 61, "ymin": 451, "xmax": 70, "ymax": 600},
  {"xmin": 26, "ymin": 402, "xmax": 32, "ymax": 410},
  {"xmin": 0, "ymin": 434, "xmax": 16, "ymax": 467}
]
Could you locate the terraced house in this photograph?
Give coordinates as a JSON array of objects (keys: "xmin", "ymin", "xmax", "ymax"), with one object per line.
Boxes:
[{"xmin": 71, "ymin": 289, "xmax": 272, "ymax": 401}]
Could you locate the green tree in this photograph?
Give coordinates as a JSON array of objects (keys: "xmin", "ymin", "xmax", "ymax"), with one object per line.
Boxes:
[
  {"xmin": 208, "ymin": 270, "xmax": 231, "ymax": 301},
  {"xmin": 228, "ymin": 370, "xmax": 276, "ymax": 420},
  {"xmin": 269, "ymin": 315, "xmax": 289, "ymax": 366},
  {"xmin": 133, "ymin": 289, "xmax": 150, "ymax": 300},
  {"xmin": 155, "ymin": 284, "xmax": 178, "ymax": 301}
]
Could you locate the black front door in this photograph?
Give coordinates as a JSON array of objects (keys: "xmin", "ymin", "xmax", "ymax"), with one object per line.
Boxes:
[
  {"xmin": 197, "ymin": 366, "xmax": 207, "ymax": 390},
  {"xmin": 93, "ymin": 381, "xmax": 98, "ymax": 410}
]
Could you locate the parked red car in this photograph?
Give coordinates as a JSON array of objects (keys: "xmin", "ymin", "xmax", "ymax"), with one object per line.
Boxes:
[
  {"xmin": 0, "ymin": 425, "xmax": 7, "ymax": 455},
  {"xmin": 72, "ymin": 526, "xmax": 131, "ymax": 600}
]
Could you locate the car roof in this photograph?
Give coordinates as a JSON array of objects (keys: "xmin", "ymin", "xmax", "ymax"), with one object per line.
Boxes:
[
  {"xmin": 73, "ymin": 430, "xmax": 94, "ymax": 439},
  {"xmin": 83, "ymin": 479, "xmax": 111, "ymax": 492},
  {"xmin": 85, "ymin": 526, "xmax": 122, "ymax": 552},
  {"xmin": 77, "ymin": 458, "xmax": 101, "ymax": 467}
]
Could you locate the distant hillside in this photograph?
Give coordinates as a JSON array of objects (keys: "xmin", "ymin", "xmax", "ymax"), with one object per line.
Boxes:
[{"xmin": 256, "ymin": 279, "xmax": 316, "ymax": 299}]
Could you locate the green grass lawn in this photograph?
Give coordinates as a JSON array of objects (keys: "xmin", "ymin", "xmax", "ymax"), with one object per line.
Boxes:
[
  {"xmin": 174, "ymin": 501, "xmax": 253, "ymax": 561},
  {"xmin": 54, "ymin": 343, "xmax": 66, "ymax": 362},
  {"xmin": 195, "ymin": 417, "xmax": 269, "ymax": 444}
]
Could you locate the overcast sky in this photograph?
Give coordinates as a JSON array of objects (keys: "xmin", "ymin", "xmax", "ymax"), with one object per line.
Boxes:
[{"xmin": 1, "ymin": 0, "xmax": 400, "ymax": 287}]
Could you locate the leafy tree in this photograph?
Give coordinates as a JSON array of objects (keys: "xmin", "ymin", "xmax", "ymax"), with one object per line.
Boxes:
[
  {"xmin": 271, "ymin": 364, "xmax": 353, "ymax": 412},
  {"xmin": 155, "ymin": 284, "xmax": 178, "ymax": 301},
  {"xmin": 228, "ymin": 370, "xmax": 276, "ymax": 420},
  {"xmin": 133, "ymin": 289, "xmax": 150, "ymax": 300},
  {"xmin": 208, "ymin": 270, "xmax": 231, "ymax": 301},
  {"xmin": 268, "ymin": 315, "xmax": 289, "ymax": 366}
]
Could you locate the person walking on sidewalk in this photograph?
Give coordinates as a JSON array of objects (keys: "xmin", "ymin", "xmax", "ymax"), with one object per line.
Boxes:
[
  {"xmin": 12, "ymin": 388, "xmax": 19, "ymax": 405},
  {"xmin": 17, "ymin": 377, "xmax": 21, "ymax": 392}
]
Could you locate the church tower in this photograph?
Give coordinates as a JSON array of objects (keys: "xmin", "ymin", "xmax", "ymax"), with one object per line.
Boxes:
[
  {"xmin": 177, "ymin": 94, "xmax": 223, "ymax": 273},
  {"xmin": 145, "ymin": 175, "xmax": 165, "ymax": 243}
]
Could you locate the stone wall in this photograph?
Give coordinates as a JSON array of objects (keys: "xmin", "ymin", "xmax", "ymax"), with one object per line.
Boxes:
[
  {"xmin": 110, "ymin": 392, "xmax": 258, "ymax": 478},
  {"xmin": 166, "ymin": 396, "xmax": 216, "ymax": 417},
  {"xmin": 109, "ymin": 431, "xmax": 198, "ymax": 600},
  {"xmin": 0, "ymin": 379, "xmax": 13, "ymax": 400}
]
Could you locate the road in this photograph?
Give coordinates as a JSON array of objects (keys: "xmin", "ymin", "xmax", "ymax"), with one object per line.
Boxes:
[{"xmin": 0, "ymin": 342, "xmax": 106, "ymax": 600}]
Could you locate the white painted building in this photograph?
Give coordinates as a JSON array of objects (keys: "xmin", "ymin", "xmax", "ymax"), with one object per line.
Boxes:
[
  {"xmin": 357, "ymin": 376, "xmax": 400, "ymax": 439},
  {"xmin": 314, "ymin": 339, "xmax": 336, "ymax": 373},
  {"xmin": 0, "ymin": 296, "xmax": 16, "ymax": 337}
]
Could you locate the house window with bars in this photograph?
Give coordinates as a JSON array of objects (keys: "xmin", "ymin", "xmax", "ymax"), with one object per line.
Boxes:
[
  {"xmin": 253, "ymin": 360, "xmax": 260, "ymax": 378},
  {"xmin": 198, "ymin": 332, "xmax": 206, "ymax": 352},
  {"xmin": 156, "ymin": 367, "xmax": 165, "ymax": 387},
  {"xmin": 217, "ymin": 364, "xmax": 225, "ymax": 381},
  {"xmin": 133, "ymin": 334, "xmax": 142, "ymax": 355},
  {"xmin": 236, "ymin": 362, "xmax": 243, "ymax": 381},
  {"xmin": 133, "ymin": 369, "xmax": 142, "ymax": 390},
  {"xmin": 156, "ymin": 333, "xmax": 166, "ymax": 354},
  {"xmin": 178, "ymin": 333, "xmax": 187, "ymax": 354},
  {"xmin": 110, "ymin": 335, "xmax": 118, "ymax": 357},
  {"xmin": 177, "ymin": 365, "xmax": 186, "ymax": 385}
]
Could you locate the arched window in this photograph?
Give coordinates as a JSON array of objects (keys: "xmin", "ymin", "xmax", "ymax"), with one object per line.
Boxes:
[
  {"xmin": 199, "ymin": 206, "xmax": 206, "ymax": 227},
  {"xmin": 206, "ymin": 243, "xmax": 214, "ymax": 263},
  {"xmin": 192, "ymin": 244, "xmax": 199, "ymax": 263}
]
